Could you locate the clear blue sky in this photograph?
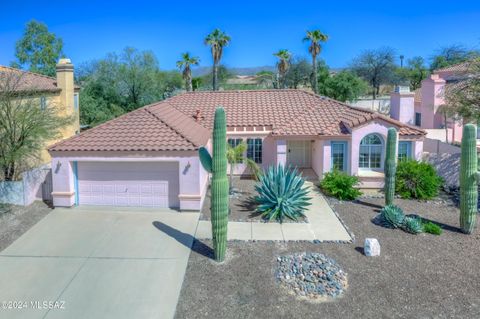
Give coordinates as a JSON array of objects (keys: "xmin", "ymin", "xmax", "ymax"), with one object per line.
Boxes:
[{"xmin": 0, "ymin": 0, "xmax": 479, "ymax": 70}]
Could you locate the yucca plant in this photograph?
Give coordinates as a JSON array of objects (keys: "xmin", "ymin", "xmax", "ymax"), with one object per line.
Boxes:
[
  {"xmin": 255, "ymin": 165, "xmax": 311, "ymax": 223},
  {"xmin": 379, "ymin": 205, "xmax": 405, "ymax": 228},
  {"xmin": 403, "ymin": 216, "xmax": 423, "ymax": 234}
]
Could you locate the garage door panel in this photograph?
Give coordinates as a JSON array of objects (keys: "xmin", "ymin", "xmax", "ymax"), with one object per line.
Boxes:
[{"xmin": 77, "ymin": 162, "xmax": 180, "ymax": 208}]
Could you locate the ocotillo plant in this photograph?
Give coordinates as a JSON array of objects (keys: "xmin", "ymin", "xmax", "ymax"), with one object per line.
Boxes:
[
  {"xmin": 460, "ymin": 124, "xmax": 480, "ymax": 234},
  {"xmin": 384, "ymin": 128, "xmax": 397, "ymax": 206},
  {"xmin": 198, "ymin": 107, "xmax": 229, "ymax": 261}
]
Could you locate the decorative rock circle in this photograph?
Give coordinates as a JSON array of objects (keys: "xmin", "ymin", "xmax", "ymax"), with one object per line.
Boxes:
[{"xmin": 275, "ymin": 252, "xmax": 348, "ymax": 300}]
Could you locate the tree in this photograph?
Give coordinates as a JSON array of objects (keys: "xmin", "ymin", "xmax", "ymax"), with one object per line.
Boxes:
[
  {"xmin": 430, "ymin": 45, "xmax": 480, "ymax": 71},
  {"xmin": 285, "ymin": 57, "xmax": 312, "ymax": 89},
  {"xmin": 204, "ymin": 29, "xmax": 231, "ymax": 91},
  {"xmin": 117, "ymin": 47, "xmax": 159, "ymax": 110},
  {"xmin": 350, "ymin": 47, "xmax": 396, "ymax": 99},
  {"xmin": 444, "ymin": 59, "xmax": 480, "ymax": 122},
  {"xmin": 12, "ymin": 20, "xmax": 64, "ymax": 77},
  {"xmin": 395, "ymin": 56, "xmax": 428, "ymax": 90},
  {"xmin": 176, "ymin": 52, "xmax": 200, "ymax": 92},
  {"xmin": 226, "ymin": 142, "xmax": 247, "ymax": 193},
  {"xmin": 77, "ymin": 47, "xmax": 183, "ymax": 127},
  {"xmin": 273, "ymin": 49, "xmax": 292, "ymax": 89},
  {"xmin": 322, "ymin": 71, "xmax": 368, "ymax": 102},
  {"xmin": 303, "ymin": 30, "xmax": 328, "ymax": 94},
  {"xmin": 0, "ymin": 71, "xmax": 71, "ymax": 180}
]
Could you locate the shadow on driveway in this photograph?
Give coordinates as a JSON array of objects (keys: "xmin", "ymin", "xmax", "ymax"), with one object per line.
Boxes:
[{"xmin": 152, "ymin": 221, "xmax": 214, "ymax": 259}]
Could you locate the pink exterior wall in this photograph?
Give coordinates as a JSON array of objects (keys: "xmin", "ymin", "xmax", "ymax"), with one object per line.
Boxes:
[
  {"xmin": 351, "ymin": 120, "xmax": 392, "ymax": 176},
  {"xmin": 420, "ymin": 74, "xmax": 446, "ymax": 129},
  {"xmin": 311, "ymin": 140, "xmax": 324, "ymax": 177},
  {"xmin": 50, "ymin": 150, "xmax": 206, "ymax": 211},
  {"xmin": 390, "ymin": 92, "xmax": 415, "ymax": 125}
]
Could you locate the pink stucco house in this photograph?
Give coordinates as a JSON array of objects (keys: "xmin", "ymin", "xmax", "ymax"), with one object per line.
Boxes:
[
  {"xmin": 390, "ymin": 62, "xmax": 473, "ymax": 143},
  {"xmin": 49, "ymin": 90, "xmax": 425, "ymax": 210}
]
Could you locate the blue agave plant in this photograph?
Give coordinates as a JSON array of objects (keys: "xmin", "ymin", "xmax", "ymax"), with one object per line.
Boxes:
[{"xmin": 255, "ymin": 165, "xmax": 311, "ymax": 223}]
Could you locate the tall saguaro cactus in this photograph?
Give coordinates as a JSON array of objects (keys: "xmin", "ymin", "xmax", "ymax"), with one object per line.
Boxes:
[
  {"xmin": 384, "ymin": 128, "xmax": 398, "ymax": 206},
  {"xmin": 198, "ymin": 107, "xmax": 229, "ymax": 261},
  {"xmin": 460, "ymin": 124, "xmax": 480, "ymax": 234}
]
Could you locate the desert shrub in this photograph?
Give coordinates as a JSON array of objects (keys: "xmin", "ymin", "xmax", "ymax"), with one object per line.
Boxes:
[
  {"xmin": 255, "ymin": 165, "xmax": 311, "ymax": 222},
  {"xmin": 403, "ymin": 216, "xmax": 423, "ymax": 234},
  {"xmin": 319, "ymin": 170, "xmax": 362, "ymax": 200},
  {"xmin": 379, "ymin": 205, "xmax": 405, "ymax": 228},
  {"xmin": 395, "ymin": 160, "xmax": 443, "ymax": 200},
  {"xmin": 422, "ymin": 221, "xmax": 443, "ymax": 235}
]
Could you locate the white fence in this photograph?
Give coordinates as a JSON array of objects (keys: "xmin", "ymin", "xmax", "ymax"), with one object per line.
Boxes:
[
  {"xmin": 0, "ymin": 165, "xmax": 52, "ymax": 206},
  {"xmin": 423, "ymin": 138, "xmax": 461, "ymax": 155}
]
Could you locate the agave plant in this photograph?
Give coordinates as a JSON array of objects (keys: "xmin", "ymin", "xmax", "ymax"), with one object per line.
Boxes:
[
  {"xmin": 380, "ymin": 205, "xmax": 405, "ymax": 228},
  {"xmin": 255, "ymin": 165, "xmax": 311, "ymax": 223},
  {"xmin": 403, "ymin": 216, "xmax": 423, "ymax": 234}
]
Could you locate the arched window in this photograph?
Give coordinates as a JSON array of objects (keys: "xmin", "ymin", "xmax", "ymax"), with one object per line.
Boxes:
[{"xmin": 359, "ymin": 134, "xmax": 383, "ymax": 169}]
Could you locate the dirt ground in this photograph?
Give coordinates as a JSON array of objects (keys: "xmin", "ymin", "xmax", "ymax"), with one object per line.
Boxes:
[
  {"xmin": 200, "ymin": 177, "xmax": 307, "ymax": 223},
  {"xmin": 176, "ymin": 196, "xmax": 480, "ymax": 319},
  {"xmin": 0, "ymin": 201, "xmax": 52, "ymax": 252}
]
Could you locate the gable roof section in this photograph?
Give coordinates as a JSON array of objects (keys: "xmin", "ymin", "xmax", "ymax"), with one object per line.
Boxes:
[
  {"xmin": 49, "ymin": 103, "xmax": 210, "ymax": 152},
  {"xmin": 434, "ymin": 61, "xmax": 473, "ymax": 74},
  {"xmin": 0, "ymin": 65, "xmax": 80, "ymax": 93}
]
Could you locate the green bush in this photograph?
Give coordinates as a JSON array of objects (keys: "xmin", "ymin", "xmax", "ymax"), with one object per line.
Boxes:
[
  {"xmin": 379, "ymin": 205, "xmax": 405, "ymax": 228},
  {"xmin": 395, "ymin": 160, "xmax": 443, "ymax": 200},
  {"xmin": 422, "ymin": 221, "xmax": 443, "ymax": 235},
  {"xmin": 403, "ymin": 216, "xmax": 423, "ymax": 234},
  {"xmin": 255, "ymin": 165, "xmax": 311, "ymax": 223},
  {"xmin": 319, "ymin": 170, "xmax": 362, "ymax": 200}
]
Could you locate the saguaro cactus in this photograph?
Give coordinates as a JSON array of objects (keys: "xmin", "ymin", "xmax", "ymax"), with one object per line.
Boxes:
[
  {"xmin": 384, "ymin": 128, "xmax": 398, "ymax": 206},
  {"xmin": 198, "ymin": 107, "xmax": 229, "ymax": 261},
  {"xmin": 460, "ymin": 124, "xmax": 480, "ymax": 234}
]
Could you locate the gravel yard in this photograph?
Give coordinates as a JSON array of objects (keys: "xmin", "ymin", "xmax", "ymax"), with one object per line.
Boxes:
[
  {"xmin": 0, "ymin": 201, "xmax": 52, "ymax": 252},
  {"xmin": 176, "ymin": 197, "xmax": 480, "ymax": 319},
  {"xmin": 200, "ymin": 177, "xmax": 308, "ymax": 223}
]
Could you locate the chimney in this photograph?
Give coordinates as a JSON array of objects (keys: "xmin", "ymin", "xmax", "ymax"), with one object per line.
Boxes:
[
  {"xmin": 390, "ymin": 85, "xmax": 415, "ymax": 125},
  {"xmin": 194, "ymin": 109, "xmax": 201, "ymax": 122},
  {"xmin": 56, "ymin": 58, "xmax": 79, "ymax": 134}
]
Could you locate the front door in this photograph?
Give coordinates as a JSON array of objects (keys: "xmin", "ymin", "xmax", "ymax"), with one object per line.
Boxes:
[{"xmin": 287, "ymin": 141, "xmax": 311, "ymax": 168}]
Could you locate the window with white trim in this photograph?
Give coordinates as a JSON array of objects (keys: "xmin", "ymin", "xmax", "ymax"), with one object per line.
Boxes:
[
  {"xmin": 74, "ymin": 93, "xmax": 79, "ymax": 110},
  {"xmin": 331, "ymin": 142, "xmax": 347, "ymax": 171},
  {"xmin": 398, "ymin": 141, "xmax": 412, "ymax": 162},
  {"xmin": 359, "ymin": 134, "xmax": 383, "ymax": 169},
  {"xmin": 228, "ymin": 138, "xmax": 244, "ymax": 163},
  {"xmin": 40, "ymin": 96, "xmax": 47, "ymax": 110},
  {"xmin": 247, "ymin": 138, "xmax": 262, "ymax": 164}
]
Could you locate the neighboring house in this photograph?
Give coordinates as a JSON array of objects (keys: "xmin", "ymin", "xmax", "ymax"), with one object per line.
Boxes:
[
  {"xmin": 0, "ymin": 59, "xmax": 80, "ymax": 163},
  {"xmin": 390, "ymin": 61, "xmax": 474, "ymax": 143},
  {"xmin": 48, "ymin": 90, "xmax": 425, "ymax": 210}
]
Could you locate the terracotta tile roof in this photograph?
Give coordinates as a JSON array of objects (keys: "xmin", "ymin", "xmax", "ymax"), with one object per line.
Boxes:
[
  {"xmin": 167, "ymin": 90, "xmax": 425, "ymax": 137},
  {"xmin": 0, "ymin": 65, "xmax": 80, "ymax": 93},
  {"xmin": 434, "ymin": 61, "xmax": 473, "ymax": 74},
  {"xmin": 49, "ymin": 89, "xmax": 424, "ymax": 152},
  {"xmin": 49, "ymin": 103, "xmax": 210, "ymax": 152}
]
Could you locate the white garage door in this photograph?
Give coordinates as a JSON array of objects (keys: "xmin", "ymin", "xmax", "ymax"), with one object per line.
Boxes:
[{"xmin": 77, "ymin": 162, "xmax": 179, "ymax": 208}]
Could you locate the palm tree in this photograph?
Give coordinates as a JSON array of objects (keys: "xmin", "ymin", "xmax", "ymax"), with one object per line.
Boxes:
[
  {"xmin": 204, "ymin": 29, "xmax": 231, "ymax": 91},
  {"xmin": 273, "ymin": 49, "xmax": 292, "ymax": 89},
  {"xmin": 226, "ymin": 142, "xmax": 247, "ymax": 193},
  {"xmin": 303, "ymin": 30, "xmax": 328, "ymax": 94},
  {"xmin": 176, "ymin": 52, "xmax": 200, "ymax": 92}
]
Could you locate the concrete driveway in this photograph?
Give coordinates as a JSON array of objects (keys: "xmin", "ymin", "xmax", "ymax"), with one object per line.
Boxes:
[{"xmin": 0, "ymin": 206, "xmax": 200, "ymax": 319}]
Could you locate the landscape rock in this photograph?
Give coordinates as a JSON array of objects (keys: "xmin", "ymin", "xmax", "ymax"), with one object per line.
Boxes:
[
  {"xmin": 275, "ymin": 252, "xmax": 348, "ymax": 300},
  {"xmin": 364, "ymin": 238, "xmax": 381, "ymax": 256}
]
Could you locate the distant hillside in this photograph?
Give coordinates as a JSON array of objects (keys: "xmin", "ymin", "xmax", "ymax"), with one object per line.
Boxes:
[{"xmin": 192, "ymin": 65, "xmax": 276, "ymax": 77}]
